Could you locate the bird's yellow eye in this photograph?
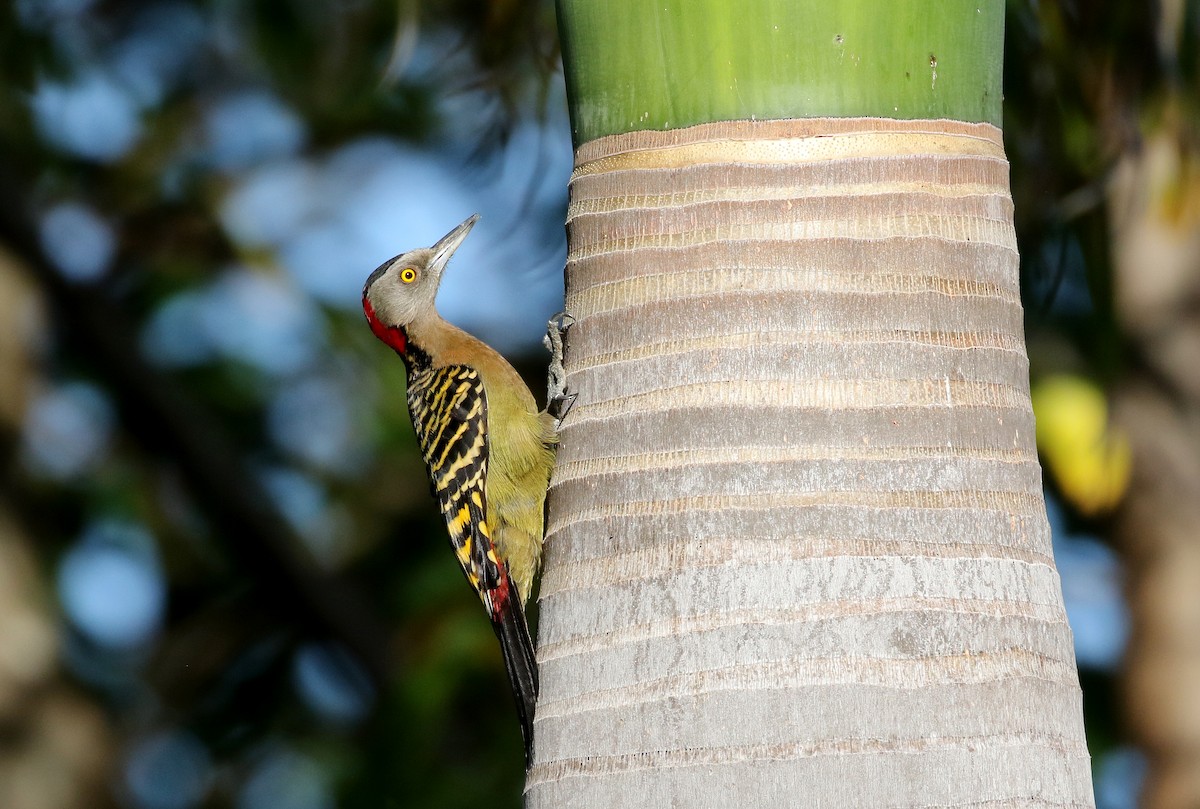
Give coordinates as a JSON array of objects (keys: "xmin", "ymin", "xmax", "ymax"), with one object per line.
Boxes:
[{"xmin": 400, "ymin": 268, "xmax": 417, "ymax": 284}]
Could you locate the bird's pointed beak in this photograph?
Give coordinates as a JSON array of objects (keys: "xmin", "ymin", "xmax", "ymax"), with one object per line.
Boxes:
[{"xmin": 428, "ymin": 214, "xmax": 479, "ymax": 279}]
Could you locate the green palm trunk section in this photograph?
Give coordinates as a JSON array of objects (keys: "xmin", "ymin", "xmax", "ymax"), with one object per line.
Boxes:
[{"xmin": 556, "ymin": 0, "xmax": 1004, "ymax": 145}]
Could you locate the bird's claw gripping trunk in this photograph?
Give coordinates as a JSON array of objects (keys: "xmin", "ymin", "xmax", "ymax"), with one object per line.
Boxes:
[{"xmin": 545, "ymin": 312, "xmax": 577, "ymax": 425}]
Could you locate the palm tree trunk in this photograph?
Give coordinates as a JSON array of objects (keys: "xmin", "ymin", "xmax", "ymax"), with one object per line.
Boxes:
[{"xmin": 531, "ymin": 3, "xmax": 1095, "ymax": 805}]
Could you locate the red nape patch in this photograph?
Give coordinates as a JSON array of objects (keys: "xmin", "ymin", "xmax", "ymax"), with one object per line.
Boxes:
[{"xmin": 362, "ymin": 297, "xmax": 407, "ymax": 355}]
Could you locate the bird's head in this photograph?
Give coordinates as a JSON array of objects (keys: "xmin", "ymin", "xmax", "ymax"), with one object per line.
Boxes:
[{"xmin": 362, "ymin": 214, "xmax": 478, "ymax": 350}]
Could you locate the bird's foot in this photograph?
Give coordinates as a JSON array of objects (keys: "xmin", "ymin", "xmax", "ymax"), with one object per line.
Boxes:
[{"xmin": 544, "ymin": 312, "xmax": 576, "ymax": 426}]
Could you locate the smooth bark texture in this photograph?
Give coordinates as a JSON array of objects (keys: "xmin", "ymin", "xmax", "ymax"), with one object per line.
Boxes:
[
  {"xmin": 530, "ymin": 118, "xmax": 1094, "ymax": 806},
  {"xmin": 556, "ymin": 0, "xmax": 1004, "ymax": 143}
]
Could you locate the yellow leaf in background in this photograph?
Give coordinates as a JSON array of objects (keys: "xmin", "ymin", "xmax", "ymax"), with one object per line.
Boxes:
[{"xmin": 1031, "ymin": 375, "xmax": 1132, "ymax": 516}]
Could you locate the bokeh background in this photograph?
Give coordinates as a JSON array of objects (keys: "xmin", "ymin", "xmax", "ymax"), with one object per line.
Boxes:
[{"xmin": 0, "ymin": 2, "xmax": 1196, "ymax": 808}]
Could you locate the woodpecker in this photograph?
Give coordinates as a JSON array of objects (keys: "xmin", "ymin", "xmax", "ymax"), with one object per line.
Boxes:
[{"xmin": 362, "ymin": 214, "xmax": 559, "ymax": 766}]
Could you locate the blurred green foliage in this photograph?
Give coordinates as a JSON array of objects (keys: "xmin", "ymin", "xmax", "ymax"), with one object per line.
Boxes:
[{"xmin": 1, "ymin": 1, "xmax": 560, "ymax": 807}]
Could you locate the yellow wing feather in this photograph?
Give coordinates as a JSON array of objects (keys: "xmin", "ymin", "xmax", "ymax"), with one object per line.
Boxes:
[{"xmin": 406, "ymin": 365, "xmax": 505, "ymax": 607}]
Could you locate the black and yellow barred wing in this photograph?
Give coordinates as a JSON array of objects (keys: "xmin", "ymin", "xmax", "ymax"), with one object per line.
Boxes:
[{"xmin": 406, "ymin": 364, "xmax": 504, "ymax": 607}]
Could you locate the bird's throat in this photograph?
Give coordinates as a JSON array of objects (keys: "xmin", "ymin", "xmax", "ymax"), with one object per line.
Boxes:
[
  {"xmin": 362, "ymin": 297, "xmax": 433, "ymax": 372},
  {"xmin": 362, "ymin": 297, "xmax": 408, "ymax": 354}
]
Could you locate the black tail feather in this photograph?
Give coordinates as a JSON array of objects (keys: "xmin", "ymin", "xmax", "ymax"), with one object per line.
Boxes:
[{"xmin": 493, "ymin": 595, "xmax": 539, "ymax": 768}]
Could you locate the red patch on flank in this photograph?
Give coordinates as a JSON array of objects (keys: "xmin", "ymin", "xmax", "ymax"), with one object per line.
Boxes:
[
  {"xmin": 490, "ymin": 570, "xmax": 512, "ymax": 618},
  {"xmin": 362, "ymin": 297, "xmax": 407, "ymax": 355}
]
